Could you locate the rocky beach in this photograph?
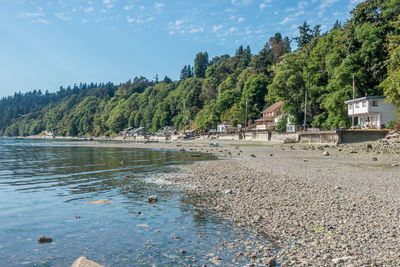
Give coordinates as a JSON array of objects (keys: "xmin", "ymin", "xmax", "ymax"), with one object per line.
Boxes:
[{"xmin": 61, "ymin": 138, "xmax": 400, "ymax": 266}]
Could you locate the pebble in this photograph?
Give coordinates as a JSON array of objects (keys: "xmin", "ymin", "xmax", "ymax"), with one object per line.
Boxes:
[
  {"xmin": 147, "ymin": 195, "xmax": 158, "ymax": 203},
  {"xmin": 37, "ymin": 236, "xmax": 52, "ymax": 243},
  {"xmin": 87, "ymin": 199, "xmax": 112, "ymax": 205}
]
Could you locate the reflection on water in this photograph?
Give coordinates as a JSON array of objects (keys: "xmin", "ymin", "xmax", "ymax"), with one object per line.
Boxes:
[{"xmin": 0, "ymin": 139, "xmax": 260, "ymax": 266}]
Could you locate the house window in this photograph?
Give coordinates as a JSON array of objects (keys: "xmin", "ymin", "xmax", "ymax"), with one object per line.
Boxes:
[
  {"xmin": 356, "ymin": 102, "xmax": 359, "ymax": 108},
  {"xmin": 348, "ymin": 104, "xmax": 353, "ymax": 110},
  {"xmin": 362, "ymin": 101, "xmax": 366, "ymax": 107},
  {"xmin": 372, "ymin": 101, "xmax": 378, "ymax": 107}
]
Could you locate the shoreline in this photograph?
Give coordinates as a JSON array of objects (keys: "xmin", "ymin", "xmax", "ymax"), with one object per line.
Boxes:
[{"xmin": 11, "ymin": 137, "xmax": 400, "ymax": 265}]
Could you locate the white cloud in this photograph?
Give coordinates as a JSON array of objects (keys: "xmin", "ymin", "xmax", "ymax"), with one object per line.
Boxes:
[
  {"xmin": 273, "ymin": 10, "xmax": 279, "ymax": 15},
  {"xmin": 175, "ymin": 19, "xmax": 184, "ymax": 26},
  {"xmin": 318, "ymin": 0, "xmax": 339, "ymax": 17},
  {"xmin": 297, "ymin": 1, "xmax": 308, "ymax": 9},
  {"xmin": 155, "ymin": 3, "xmax": 166, "ymax": 13},
  {"xmin": 295, "ymin": 10, "xmax": 304, "ymax": 16},
  {"xmin": 188, "ymin": 26, "xmax": 204, "ymax": 34},
  {"xmin": 245, "ymin": 26, "xmax": 252, "ymax": 34},
  {"xmin": 212, "ymin": 24, "xmax": 223, "ymax": 32},
  {"xmin": 84, "ymin": 7, "xmax": 93, "ymax": 12},
  {"xmin": 238, "ymin": 17, "xmax": 245, "ymax": 23},
  {"xmin": 135, "ymin": 17, "xmax": 154, "ymax": 23},
  {"xmin": 19, "ymin": 7, "xmax": 44, "ymax": 18},
  {"xmin": 103, "ymin": 0, "xmax": 115, "ymax": 9},
  {"xmin": 32, "ymin": 18, "xmax": 49, "ymax": 24},
  {"xmin": 139, "ymin": 6, "xmax": 144, "ymax": 10},
  {"xmin": 126, "ymin": 15, "xmax": 135, "ymax": 23},
  {"xmin": 259, "ymin": 3, "xmax": 267, "ymax": 10},
  {"xmin": 55, "ymin": 12, "xmax": 71, "ymax": 21},
  {"xmin": 279, "ymin": 16, "xmax": 294, "ymax": 25},
  {"xmin": 124, "ymin": 5, "xmax": 134, "ymax": 11},
  {"xmin": 231, "ymin": 0, "xmax": 252, "ymax": 6}
]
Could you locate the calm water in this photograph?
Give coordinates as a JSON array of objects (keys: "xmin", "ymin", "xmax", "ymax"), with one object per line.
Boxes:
[{"xmin": 0, "ymin": 139, "xmax": 259, "ymax": 266}]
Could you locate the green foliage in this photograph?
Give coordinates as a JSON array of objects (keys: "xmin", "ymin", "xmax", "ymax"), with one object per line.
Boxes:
[
  {"xmin": 276, "ymin": 114, "xmax": 288, "ymax": 132},
  {"xmin": 240, "ymin": 74, "xmax": 269, "ymax": 123},
  {"xmin": 380, "ymin": 14, "xmax": 400, "ymax": 106}
]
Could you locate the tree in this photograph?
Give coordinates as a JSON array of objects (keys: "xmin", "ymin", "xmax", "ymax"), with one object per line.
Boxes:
[
  {"xmin": 313, "ymin": 24, "xmax": 321, "ymax": 38},
  {"xmin": 163, "ymin": 76, "xmax": 172, "ymax": 83},
  {"xmin": 194, "ymin": 52, "xmax": 209, "ymax": 78},
  {"xmin": 294, "ymin": 21, "xmax": 313, "ymax": 50},
  {"xmin": 380, "ymin": 14, "xmax": 400, "ymax": 106},
  {"xmin": 240, "ymin": 74, "xmax": 269, "ymax": 122},
  {"xmin": 332, "ymin": 19, "xmax": 341, "ymax": 30}
]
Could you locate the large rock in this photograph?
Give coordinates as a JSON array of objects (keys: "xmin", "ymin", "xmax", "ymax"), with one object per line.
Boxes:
[
  {"xmin": 37, "ymin": 236, "xmax": 52, "ymax": 243},
  {"xmin": 71, "ymin": 256, "xmax": 104, "ymax": 267},
  {"xmin": 148, "ymin": 195, "xmax": 158, "ymax": 203}
]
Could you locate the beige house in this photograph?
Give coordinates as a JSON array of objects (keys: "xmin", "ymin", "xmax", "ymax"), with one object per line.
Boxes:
[{"xmin": 255, "ymin": 101, "xmax": 284, "ymax": 130}]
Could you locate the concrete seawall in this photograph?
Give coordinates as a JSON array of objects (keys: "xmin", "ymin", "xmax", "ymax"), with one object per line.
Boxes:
[{"xmin": 216, "ymin": 130, "xmax": 389, "ymax": 145}]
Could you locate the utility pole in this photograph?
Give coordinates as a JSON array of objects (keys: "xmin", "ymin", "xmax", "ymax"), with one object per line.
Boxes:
[
  {"xmin": 211, "ymin": 112, "xmax": 213, "ymax": 135},
  {"xmin": 303, "ymin": 89, "xmax": 307, "ymax": 131},
  {"xmin": 352, "ymin": 74, "xmax": 355, "ymax": 128},
  {"xmin": 245, "ymin": 98, "xmax": 248, "ymax": 128}
]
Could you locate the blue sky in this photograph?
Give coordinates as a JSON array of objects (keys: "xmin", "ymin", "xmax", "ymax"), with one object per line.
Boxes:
[{"xmin": 0, "ymin": 0, "xmax": 364, "ymax": 98}]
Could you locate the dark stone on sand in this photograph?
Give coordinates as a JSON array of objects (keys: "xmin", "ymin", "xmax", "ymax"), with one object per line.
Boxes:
[
  {"xmin": 37, "ymin": 236, "xmax": 52, "ymax": 243},
  {"xmin": 264, "ymin": 256, "xmax": 276, "ymax": 266},
  {"xmin": 148, "ymin": 195, "xmax": 158, "ymax": 203}
]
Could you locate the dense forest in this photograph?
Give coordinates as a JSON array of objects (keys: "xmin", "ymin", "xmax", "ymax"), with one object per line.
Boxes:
[{"xmin": 0, "ymin": 0, "xmax": 399, "ymax": 137}]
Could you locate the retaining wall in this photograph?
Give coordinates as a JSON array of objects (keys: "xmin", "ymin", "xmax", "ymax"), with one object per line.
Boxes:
[
  {"xmin": 299, "ymin": 131, "xmax": 339, "ymax": 144},
  {"xmin": 338, "ymin": 130, "xmax": 388, "ymax": 143}
]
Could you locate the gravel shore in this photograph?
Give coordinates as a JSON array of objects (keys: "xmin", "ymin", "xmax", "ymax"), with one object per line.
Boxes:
[
  {"xmin": 62, "ymin": 139, "xmax": 400, "ymax": 266},
  {"xmin": 167, "ymin": 140, "xmax": 400, "ymax": 266}
]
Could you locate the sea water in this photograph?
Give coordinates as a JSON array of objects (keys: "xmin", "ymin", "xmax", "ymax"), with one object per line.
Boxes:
[{"xmin": 0, "ymin": 138, "xmax": 259, "ymax": 266}]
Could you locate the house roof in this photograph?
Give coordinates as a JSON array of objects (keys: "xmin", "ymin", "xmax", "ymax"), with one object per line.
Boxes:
[
  {"xmin": 255, "ymin": 117, "xmax": 274, "ymax": 122},
  {"xmin": 344, "ymin": 96, "xmax": 385, "ymax": 104},
  {"xmin": 262, "ymin": 101, "xmax": 284, "ymax": 113},
  {"xmin": 218, "ymin": 120, "xmax": 231, "ymax": 126}
]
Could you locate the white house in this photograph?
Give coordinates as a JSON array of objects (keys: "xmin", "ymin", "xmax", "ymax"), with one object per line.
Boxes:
[
  {"xmin": 286, "ymin": 115, "xmax": 298, "ymax": 133},
  {"xmin": 217, "ymin": 120, "xmax": 232, "ymax": 133},
  {"xmin": 344, "ymin": 96, "xmax": 397, "ymax": 129}
]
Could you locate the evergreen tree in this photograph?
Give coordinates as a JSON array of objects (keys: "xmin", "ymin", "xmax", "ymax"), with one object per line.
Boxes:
[
  {"xmin": 332, "ymin": 19, "xmax": 341, "ymax": 30},
  {"xmin": 194, "ymin": 52, "xmax": 209, "ymax": 78},
  {"xmin": 294, "ymin": 21, "xmax": 313, "ymax": 50}
]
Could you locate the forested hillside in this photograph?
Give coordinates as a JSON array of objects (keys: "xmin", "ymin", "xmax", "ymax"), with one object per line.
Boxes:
[{"xmin": 1, "ymin": 0, "xmax": 399, "ymax": 137}]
